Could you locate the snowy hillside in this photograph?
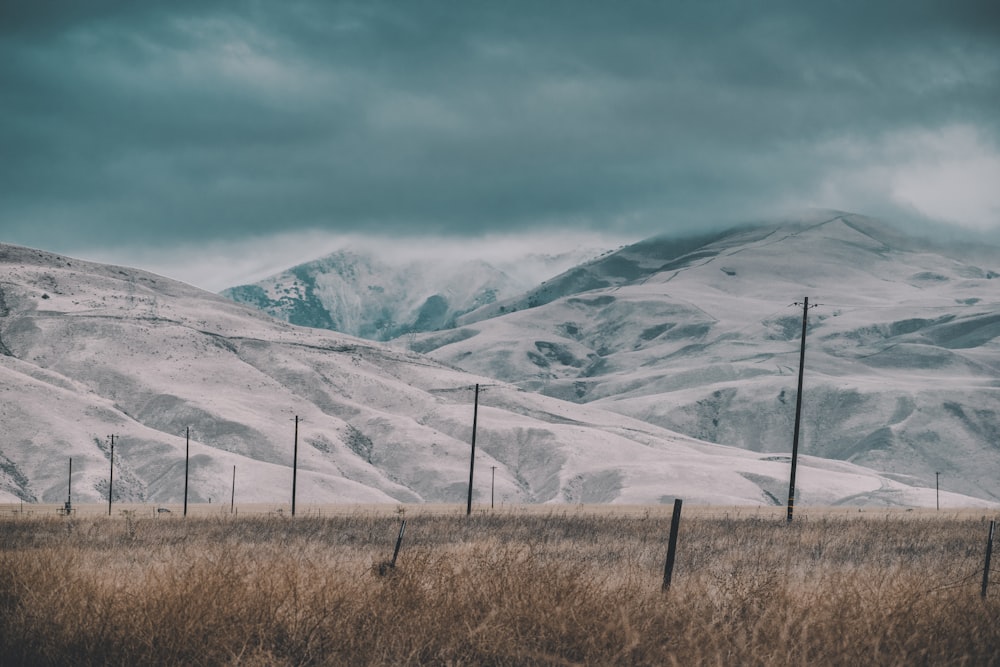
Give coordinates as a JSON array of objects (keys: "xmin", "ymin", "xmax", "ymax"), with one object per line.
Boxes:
[
  {"xmin": 221, "ymin": 244, "xmax": 605, "ymax": 340},
  {"xmin": 0, "ymin": 242, "xmax": 984, "ymax": 509},
  {"xmin": 400, "ymin": 213, "xmax": 1000, "ymax": 501}
]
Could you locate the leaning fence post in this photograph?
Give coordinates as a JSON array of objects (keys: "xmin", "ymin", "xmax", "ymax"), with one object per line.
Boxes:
[
  {"xmin": 982, "ymin": 519, "xmax": 996, "ymax": 599},
  {"xmin": 391, "ymin": 519, "xmax": 406, "ymax": 568},
  {"xmin": 662, "ymin": 498, "xmax": 683, "ymax": 591},
  {"xmin": 375, "ymin": 519, "xmax": 407, "ymax": 576}
]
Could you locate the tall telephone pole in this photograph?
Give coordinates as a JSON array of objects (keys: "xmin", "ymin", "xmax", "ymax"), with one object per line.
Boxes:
[
  {"xmin": 183, "ymin": 427, "xmax": 190, "ymax": 517},
  {"xmin": 107, "ymin": 434, "xmax": 116, "ymax": 516},
  {"xmin": 65, "ymin": 457, "xmax": 73, "ymax": 514},
  {"xmin": 292, "ymin": 415, "xmax": 300, "ymax": 517},
  {"xmin": 786, "ymin": 297, "xmax": 816, "ymax": 523},
  {"xmin": 466, "ymin": 384, "xmax": 480, "ymax": 516}
]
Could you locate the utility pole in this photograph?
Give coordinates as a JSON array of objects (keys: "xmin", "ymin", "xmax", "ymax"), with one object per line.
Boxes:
[
  {"xmin": 231, "ymin": 465, "xmax": 236, "ymax": 514},
  {"xmin": 65, "ymin": 457, "xmax": 73, "ymax": 514},
  {"xmin": 936, "ymin": 472, "xmax": 940, "ymax": 510},
  {"xmin": 983, "ymin": 520, "xmax": 996, "ymax": 598},
  {"xmin": 786, "ymin": 297, "xmax": 817, "ymax": 523},
  {"xmin": 183, "ymin": 427, "xmax": 190, "ymax": 517},
  {"xmin": 467, "ymin": 384, "xmax": 480, "ymax": 516},
  {"xmin": 491, "ymin": 466, "xmax": 497, "ymax": 509},
  {"xmin": 107, "ymin": 434, "xmax": 116, "ymax": 516},
  {"xmin": 292, "ymin": 416, "xmax": 299, "ymax": 517}
]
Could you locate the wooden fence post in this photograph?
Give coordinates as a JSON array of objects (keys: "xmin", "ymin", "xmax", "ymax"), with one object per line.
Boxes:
[
  {"xmin": 662, "ymin": 499, "xmax": 683, "ymax": 591},
  {"xmin": 374, "ymin": 519, "xmax": 408, "ymax": 577},
  {"xmin": 391, "ymin": 519, "xmax": 407, "ymax": 569}
]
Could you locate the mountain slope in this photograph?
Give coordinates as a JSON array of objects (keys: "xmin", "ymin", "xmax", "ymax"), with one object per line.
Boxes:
[
  {"xmin": 0, "ymin": 242, "xmax": 980, "ymax": 508},
  {"xmin": 221, "ymin": 245, "xmax": 604, "ymax": 341},
  {"xmin": 400, "ymin": 213, "xmax": 1000, "ymax": 501}
]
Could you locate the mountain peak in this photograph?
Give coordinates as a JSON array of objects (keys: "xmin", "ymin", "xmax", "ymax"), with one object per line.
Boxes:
[
  {"xmin": 222, "ymin": 243, "xmax": 606, "ymax": 340},
  {"xmin": 397, "ymin": 214, "xmax": 1000, "ymax": 502}
]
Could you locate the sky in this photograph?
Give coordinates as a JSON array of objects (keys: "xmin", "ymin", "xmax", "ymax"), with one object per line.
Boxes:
[{"xmin": 2, "ymin": 1, "xmax": 999, "ymax": 291}]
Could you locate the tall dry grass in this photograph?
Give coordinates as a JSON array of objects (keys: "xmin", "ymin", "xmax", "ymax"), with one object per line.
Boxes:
[{"xmin": 1, "ymin": 509, "xmax": 998, "ymax": 665}]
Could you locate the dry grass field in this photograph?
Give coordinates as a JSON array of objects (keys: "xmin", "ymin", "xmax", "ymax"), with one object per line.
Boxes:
[{"xmin": 1, "ymin": 504, "xmax": 998, "ymax": 665}]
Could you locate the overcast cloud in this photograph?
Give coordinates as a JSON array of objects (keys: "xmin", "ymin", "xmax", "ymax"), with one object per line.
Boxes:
[{"xmin": 1, "ymin": 1, "xmax": 998, "ymax": 289}]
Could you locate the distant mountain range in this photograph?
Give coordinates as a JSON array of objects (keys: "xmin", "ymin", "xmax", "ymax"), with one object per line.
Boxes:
[
  {"xmin": 222, "ymin": 246, "xmax": 606, "ymax": 340},
  {"xmin": 0, "ymin": 236, "xmax": 980, "ymax": 508},
  {"xmin": 223, "ymin": 211, "xmax": 1000, "ymax": 502}
]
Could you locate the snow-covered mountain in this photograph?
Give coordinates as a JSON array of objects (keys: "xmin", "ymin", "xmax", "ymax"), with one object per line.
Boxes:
[
  {"xmin": 399, "ymin": 212, "xmax": 1000, "ymax": 502},
  {"xmin": 0, "ymin": 241, "xmax": 981, "ymax": 508},
  {"xmin": 221, "ymin": 245, "xmax": 605, "ymax": 341}
]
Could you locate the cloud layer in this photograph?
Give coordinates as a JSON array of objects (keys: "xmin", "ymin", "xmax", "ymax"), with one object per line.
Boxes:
[{"xmin": 2, "ymin": 1, "xmax": 998, "ymax": 283}]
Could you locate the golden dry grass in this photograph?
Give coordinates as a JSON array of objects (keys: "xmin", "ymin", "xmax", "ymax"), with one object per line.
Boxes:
[{"xmin": 1, "ymin": 506, "xmax": 998, "ymax": 665}]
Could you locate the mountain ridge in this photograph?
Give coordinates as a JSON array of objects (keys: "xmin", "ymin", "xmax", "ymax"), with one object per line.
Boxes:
[
  {"xmin": 0, "ymin": 240, "xmax": 983, "ymax": 508},
  {"xmin": 394, "ymin": 213, "xmax": 999, "ymax": 500},
  {"xmin": 221, "ymin": 244, "xmax": 606, "ymax": 340}
]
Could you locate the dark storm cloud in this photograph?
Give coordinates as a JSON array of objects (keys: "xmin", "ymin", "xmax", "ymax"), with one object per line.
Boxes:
[{"xmin": 2, "ymin": 0, "xmax": 999, "ymax": 251}]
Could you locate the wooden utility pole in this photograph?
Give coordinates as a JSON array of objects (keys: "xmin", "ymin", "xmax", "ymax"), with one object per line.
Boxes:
[
  {"xmin": 183, "ymin": 427, "xmax": 190, "ymax": 517},
  {"xmin": 983, "ymin": 520, "xmax": 996, "ymax": 599},
  {"xmin": 936, "ymin": 472, "xmax": 940, "ymax": 510},
  {"xmin": 65, "ymin": 457, "xmax": 73, "ymax": 514},
  {"xmin": 786, "ymin": 297, "xmax": 815, "ymax": 523},
  {"xmin": 467, "ymin": 384, "xmax": 480, "ymax": 516},
  {"xmin": 231, "ymin": 465, "xmax": 236, "ymax": 514},
  {"xmin": 491, "ymin": 466, "xmax": 497, "ymax": 509},
  {"xmin": 107, "ymin": 434, "xmax": 116, "ymax": 516},
  {"xmin": 292, "ymin": 416, "xmax": 299, "ymax": 517}
]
